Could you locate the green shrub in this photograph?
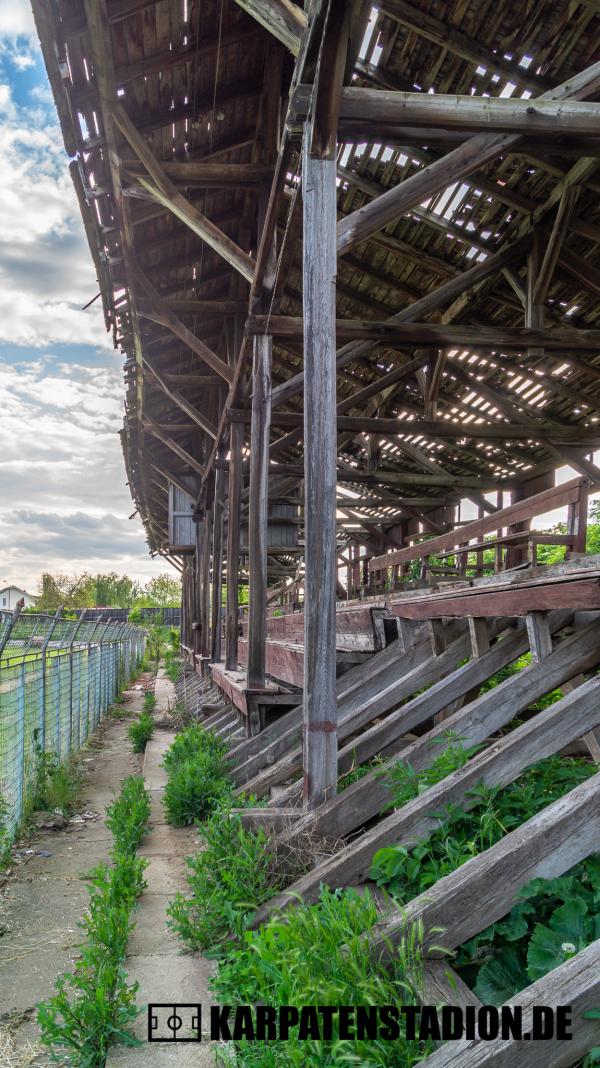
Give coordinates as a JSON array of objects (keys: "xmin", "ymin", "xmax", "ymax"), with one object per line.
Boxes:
[
  {"xmin": 143, "ymin": 691, "xmax": 156, "ymax": 713},
  {"xmin": 31, "ymin": 747, "xmax": 82, "ymax": 816},
  {"xmin": 162, "ymin": 725, "xmax": 231, "ymax": 826},
  {"xmin": 167, "ymin": 810, "xmax": 286, "ymax": 950},
  {"xmin": 127, "ymin": 712, "xmax": 155, "ymax": 754},
  {"xmin": 168, "ymin": 627, "xmax": 180, "ymax": 652},
  {"xmin": 456, "ymin": 854, "xmax": 600, "ymax": 1003},
  {"xmin": 370, "ymin": 755, "xmax": 594, "ymax": 905},
  {"xmin": 387, "ymin": 731, "xmax": 483, "ymax": 810},
  {"xmin": 163, "ymin": 753, "xmax": 231, "ymax": 826},
  {"xmin": 163, "ymin": 723, "xmax": 227, "ymax": 772},
  {"xmin": 211, "ymin": 887, "xmax": 432, "ymax": 1067}
]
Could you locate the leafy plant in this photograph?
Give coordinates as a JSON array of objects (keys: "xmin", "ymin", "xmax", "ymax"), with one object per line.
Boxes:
[
  {"xmin": 370, "ymin": 755, "xmax": 594, "ymax": 906},
  {"xmin": 105, "ymin": 775, "xmax": 151, "ymax": 854},
  {"xmin": 0, "ymin": 793, "xmax": 12, "ymax": 869},
  {"xmin": 31, "ymin": 747, "xmax": 82, "ymax": 816},
  {"xmin": 387, "ymin": 732, "xmax": 484, "ymax": 809},
  {"xmin": 127, "ymin": 712, "xmax": 155, "ymax": 754},
  {"xmin": 163, "ymin": 754, "xmax": 231, "ymax": 826},
  {"xmin": 211, "ymin": 887, "xmax": 433, "ymax": 1067},
  {"xmin": 167, "ymin": 809, "xmax": 288, "ymax": 951},
  {"xmin": 142, "ymin": 691, "xmax": 156, "ymax": 713},
  {"xmin": 38, "ymin": 775, "xmax": 151, "ymax": 1065},
  {"xmin": 163, "ymin": 723, "xmax": 227, "ymax": 772},
  {"xmin": 456, "ymin": 855, "xmax": 600, "ymax": 1003}
]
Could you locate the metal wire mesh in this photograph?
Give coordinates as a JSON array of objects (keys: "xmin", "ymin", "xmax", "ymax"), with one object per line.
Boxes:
[{"xmin": 0, "ymin": 612, "xmax": 146, "ymax": 833}]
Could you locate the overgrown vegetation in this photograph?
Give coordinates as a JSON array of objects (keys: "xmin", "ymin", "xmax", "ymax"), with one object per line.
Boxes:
[
  {"xmin": 31, "ymin": 747, "xmax": 82, "ymax": 817},
  {"xmin": 456, "ymin": 854, "xmax": 600, "ymax": 1004},
  {"xmin": 162, "ymin": 724, "xmax": 231, "ymax": 826},
  {"xmin": 211, "ymin": 889, "xmax": 433, "ymax": 1067},
  {"xmin": 371, "ymin": 754, "xmax": 594, "ymax": 902},
  {"xmin": 38, "ymin": 776, "xmax": 151, "ymax": 1066},
  {"xmin": 167, "ymin": 808, "xmax": 290, "ymax": 951},
  {"xmin": 386, "ymin": 731, "xmax": 483, "ymax": 809},
  {"xmin": 127, "ymin": 712, "xmax": 155, "ymax": 754},
  {"xmin": 0, "ymin": 794, "xmax": 11, "ymax": 869}
]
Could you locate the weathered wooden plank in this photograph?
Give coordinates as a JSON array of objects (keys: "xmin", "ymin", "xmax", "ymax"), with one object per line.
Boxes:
[
  {"xmin": 250, "ymin": 315, "xmax": 600, "ymax": 352},
  {"xmin": 302, "ymin": 137, "xmax": 338, "ymax": 808},
  {"xmin": 228, "ymin": 624, "xmax": 437, "ymax": 786},
  {"xmin": 233, "ymin": 0, "xmax": 305, "ymax": 55},
  {"xmin": 369, "ymin": 770, "xmax": 600, "ymax": 959},
  {"xmin": 237, "ymin": 627, "xmax": 473, "ymax": 799},
  {"xmin": 421, "ymin": 939, "xmax": 600, "ymax": 1067},
  {"xmin": 247, "ymin": 336, "xmax": 272, "ymax": 690},
  {"xmin": 422, "ymin": 963, "xmax": 482, "ymax": 1012},
  {"xmin": 336, "ymin": 60, "xmax": 600, "ymax": 254},
  {"xmin": 210, "ymin": 457, "xmax": 226, "ymax": 663},
  {"xmin": 370, "ymin": 479, "xmax": 586, "ymax": 571},
  {"xmin": 386, "ymin": 576, "xmax": 600, "ymax": 619},
  {"xmin": 256, "ymin": 670, "xmax": 600, "ymax": 922},
  {"xmin": 294, "ymin": 85, "xmax": 600, "ymax": 136},
  {"xmin": 225, "ymin": 420, "xmax": 243, "ymax": 672},
  {"xmin": 280, "ymin": 613, "xmax": 599, "ymax": 846}
]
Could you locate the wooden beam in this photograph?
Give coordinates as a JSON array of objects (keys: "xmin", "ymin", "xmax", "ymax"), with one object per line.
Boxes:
[
  {"xmin": 143, "ymin": 358, "xmax": 218, "ymax": 439},
  {"xmin": 211, "ymin": 456, "xmax": 226, "ymax": 663},
  {"xmin": 233, "ymin": 0, "xmax": 305, "ymax": 55},
  {"xmin": 533, "ymin": 186, "xmax": 580, "ymax": 303},
  {"xmin": 302, "ymin": 135, "xmax": 339, "ymax": 809},
  {"xmin": 420, "ymin": 940, "xmax": 600, "ymax": 1068},
  {"xmin": 226, "ymin": 421, "xmax": 244, "ymax": 672},
  {"xmin": 294, "ymin": 85, "xmax": 600, "ymax": 136},
  {"xmin": 124, "ymin": 160, "xmax": 273, "ymax": 188},
  {"xmin": 143, "ymin": 416, "xmax": 205, "ymax": 478},
  {"xmin": 133, "ymin": 267, "xmax": 233, "ymax": 384},
  {"xmin": 113, "ymin": 103, "xmax": 256, "ymax": 283},
  {"xmin": 336, "ymin": 60, "xmax": 600, "ymax": 255},
  {"xmin": 369, "ymin": 478, "xmax": 586, "ymax": 570},
  {"xmin": 247, "ymin": 335, "xmax": 271, "ymax": 690},
  {"xmin": 250, "ymin": 314, "xmax": 600, "ymax": 350},
  {"xmin": 379, "ymin": 0, "xmax": 548, "ymax": 94}
]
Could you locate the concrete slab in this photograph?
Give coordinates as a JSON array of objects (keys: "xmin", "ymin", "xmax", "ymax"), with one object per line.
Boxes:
[
  {"xmin": 139, "ymin": 823, "xmax": 198, "ymax": 857},
  {"xmin": 128, "ymin": 895, "xmax": 180, "ymax": 955},
  {"xmin": 143, "ymin": 854, "xmax": 188, "ymax": 895}
]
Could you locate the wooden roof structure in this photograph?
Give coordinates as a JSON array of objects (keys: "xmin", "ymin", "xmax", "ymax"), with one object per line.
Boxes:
[
  {"xmin": 35, "ymin": 0, "xmax": 600, "ymax": 795},
  {"xmin": 34, "ymin": 0, "xmax": 600, "ymax": 560}
]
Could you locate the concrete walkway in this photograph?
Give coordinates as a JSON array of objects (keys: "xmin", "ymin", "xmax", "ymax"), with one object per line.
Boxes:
[
  {"xmin": 0, "ymin": 683, "xmax": 148, "ymax": 1064},
  {"xmin": 107, "ymin": 669, "xmax": 217, "ymax": 1066}
]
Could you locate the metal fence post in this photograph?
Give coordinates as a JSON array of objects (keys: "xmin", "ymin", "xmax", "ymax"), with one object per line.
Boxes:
[
  {"xmin": 40, "ymin": 607, "xmax": 64, "ymax": 753},
  {"xmin": 68, "ymin": 616, "xmax": 86, "ymax": 754}
]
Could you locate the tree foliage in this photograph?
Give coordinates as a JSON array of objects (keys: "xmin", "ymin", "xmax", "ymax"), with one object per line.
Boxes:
[{"xmin": 36, "ymin": 571, "xmax": 181, "ymax": 610}]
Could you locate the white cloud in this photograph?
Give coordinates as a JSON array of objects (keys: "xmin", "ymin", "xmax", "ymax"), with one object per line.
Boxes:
[{"xmin": 0, "ymin": 357, "xmax": 166, "ymax": 590}]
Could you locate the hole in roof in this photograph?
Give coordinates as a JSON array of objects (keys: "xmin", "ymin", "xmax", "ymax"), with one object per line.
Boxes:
[{"xmin": 358, "ymin": 7, "xmax": 379, "ymax": 61}]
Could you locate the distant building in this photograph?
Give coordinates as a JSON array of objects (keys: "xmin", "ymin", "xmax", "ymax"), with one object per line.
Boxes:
[{"xmin": 0, "ymin": 586, "xmax": 37, "ymax": 610}]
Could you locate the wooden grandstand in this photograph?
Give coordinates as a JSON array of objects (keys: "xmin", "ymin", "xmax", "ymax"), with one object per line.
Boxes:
[{"xmin": 36, "ymin": 0, "xmax": 600, "ymax": 1060}]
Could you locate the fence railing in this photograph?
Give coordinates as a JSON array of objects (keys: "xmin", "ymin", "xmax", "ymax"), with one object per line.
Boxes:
[{"xmin": 0, "ymin": 612, "xmax": 146, "ymax": 834}]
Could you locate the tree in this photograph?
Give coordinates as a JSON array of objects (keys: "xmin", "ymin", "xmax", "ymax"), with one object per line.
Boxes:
[
  {"xmin": 37, "ymin": 572, "xmax": 95, "ymax": 611},
  {"xmin": 92, "ymin": 573, "xmax": 141, "ymax": 607},
  {"xmin": 134, "ymin": 574, "xmax": 182, "ymax": 607}
]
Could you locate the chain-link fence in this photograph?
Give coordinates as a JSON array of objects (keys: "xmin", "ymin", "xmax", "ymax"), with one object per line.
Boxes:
[{"xmin": 0, "ymin": 611, "xmax": 146, "ymax": 834}]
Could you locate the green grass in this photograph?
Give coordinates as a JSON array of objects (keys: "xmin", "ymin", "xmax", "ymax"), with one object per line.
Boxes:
[
  {"xmin": 127, "ymin": 712, "xmax": 155, "ymax": 754},
  {"xmin": 31, "ymin": 747, "xmax": 83, "ymax": 817}
]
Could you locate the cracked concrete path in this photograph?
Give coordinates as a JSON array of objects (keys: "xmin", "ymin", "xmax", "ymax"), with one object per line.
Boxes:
[
  {"xmin": 0, "ymin": 681, "xmax": 149, "ymax": 1064},
  {"xmin": 106, "ymin": 669, "xmax": 218, "ymax": 1067}
]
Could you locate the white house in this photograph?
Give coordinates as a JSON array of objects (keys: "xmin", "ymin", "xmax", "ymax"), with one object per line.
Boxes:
[{"xmin": 0, "ymin": 586, "xmax": 37, "ymax": 610}]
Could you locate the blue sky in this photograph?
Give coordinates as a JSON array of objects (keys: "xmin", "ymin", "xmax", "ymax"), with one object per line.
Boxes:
[{"xmin": 0, "ymin": 0, "xmax": 168, "ymax": 594}]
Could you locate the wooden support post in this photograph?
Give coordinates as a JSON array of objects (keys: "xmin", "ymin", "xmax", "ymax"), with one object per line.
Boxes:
[
  {"xmin": 210, "ymin": 453, "xmax": 226, "ymax": 662},
  {"xmin": 247, "ymin": 334, "xmax": 272, "ymax": 688},
  {"xmin": 526, "ymin": 610, "xmax": 553, "ymax": 662},
  {"xmin": 468, "ymin": 616, "xmax": 490, "ymax": 659},
  {"xmin": 567, "ymin": 479, "xmax": 589, "ymax": 555},
  {"xmin": 302, "ymin": 133, "xmax": 338, "ymax": 809},
  {"xmin": 199, "ymin": 502, "xmax": 212, "ymax": 662},
  {"xmin": 226, "ymin": 420, "xmax": 244, "ymax": 671},
  {"xmin": 428, "ymin": 618, "xmax": 446, "ymax": 656}
]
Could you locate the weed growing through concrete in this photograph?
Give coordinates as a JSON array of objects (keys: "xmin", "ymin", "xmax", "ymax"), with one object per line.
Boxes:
[
  {"xmin": 37, "ymin": 775, "xmax": 151, "ymax": 1066},
  {"xmin": 162, "ymin": 724, "xmax": 231, "ymax": 826},
  {"xmin": 167, "ymin": 808, "xmax": 289, "ymax": 951},
  {"xmin": 127, "ymin": 712, "xmax": 155, "ymax": 754}
]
